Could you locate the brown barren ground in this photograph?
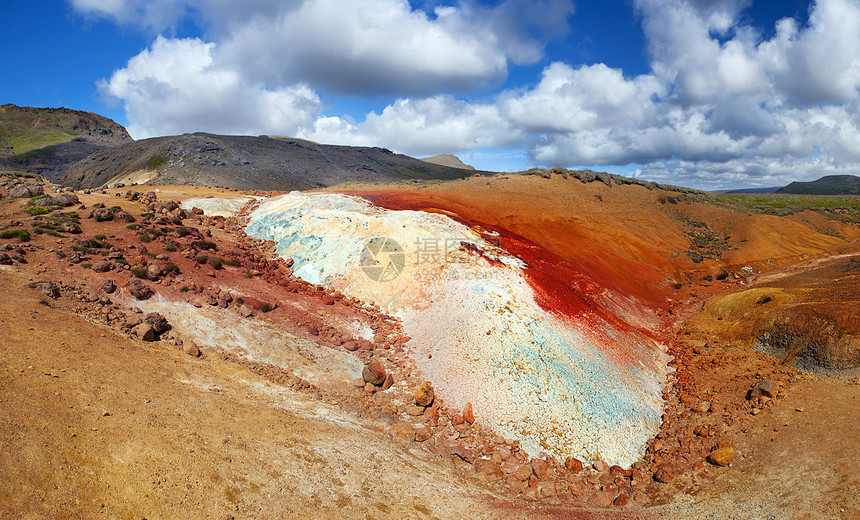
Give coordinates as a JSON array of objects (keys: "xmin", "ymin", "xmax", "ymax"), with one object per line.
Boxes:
[{"xmin": 0, "ymin": 174, "xmax": 858, "ymax": 519}]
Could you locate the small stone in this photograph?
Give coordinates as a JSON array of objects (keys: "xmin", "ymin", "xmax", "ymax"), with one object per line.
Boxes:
[
  {"xmin": 101, "ymin": 279, "xmax": 116, "ymax": 294},
  {"xmin": 413, "ymin": 426, "xmax": 431, "ymax": 442},
  {"xmin": 614, "ymin": 494, "xmax": 630, "ymax": 507},
  {"xmin": 707, "ymin": 446, "xmax": 735, "ymax": 467},
  {"xmin": 414, "ymin": 381, "xmax": 435, "ymax": 407},
  {"xmin": 362, "ymin": 361, "xmax": 386, "ymax": 386},
  {"xmin": 239, "ymin": 305, "xmax": 253, "ymax": 318},
  {"xmin": 593, "ymin": 460, "xmax": 609, "ymax": 473},
  {"xmin": 146, "ymin": 264, "xmax": 162, "ymax": 280},
  {"xmin": 506, "ymin": 474, "xmax": 527, "ymax": 493},
  {"xmin": 451, "ymin": 413, "xmax": 464, "ymax": 426},
  {"xmin": 474, "ymin": 459, "xmax": 505, "ymax": 481},
  {"xmin": 406, "ymin": 404, "xmax": 425, "ymax": 416},
  {"xmin": 654, "ymin": 466, "xmax": 675, "ymax": 483},
  {"xmin": 132, "ymin": 323, "xmax": 156, "ymax": 342},
  {"xmin": 382, "ymin": 373, "xmax": 394, "ymax": 390},
  {"xmin": 530, "ymin": 458, "xmax": 553, "ymax": 479},
  {"xmin": 389, "ymin": 423, "xmax": 415, "ymax": 441},
  {"xmin": 587, "ymin": 491, "xmax": 615, "ymax": 508},
  {"xmin": 749, "ymin": 379, "xmax": 780, "ymax": 400},
  {"xmin": 512, "ymin": 464, "xmax": 533, "ymax": 481},
  {"xmin": 692, "ymin": 401, "xmax": 711, "ymax": 414},
  {"xmin": 463, "ymin": 402, "xmax": 475, "ymax": 424},
  {"xmin": 184, "ymin": 342, "xmax": 201, "ymax": 357},
  {"xmin": 144, "ymin": 312, "xmax": 170, "ymax": 335},
  {"xmin": 565, "ymin": 456, "xmax": 584, "ymax": 473},
  {"xmin": 128, "ymin": 280, "xmax": 152, "ymax": 300}
]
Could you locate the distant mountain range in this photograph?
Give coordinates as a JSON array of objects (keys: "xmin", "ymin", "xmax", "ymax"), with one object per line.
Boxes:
[
  {"xmin": 776, "ymin": 174, "xmax": 860, "ymax": 195},
  {"xmin": 4, "ymin": 103, "xmax": 860, "ymax": 195}
]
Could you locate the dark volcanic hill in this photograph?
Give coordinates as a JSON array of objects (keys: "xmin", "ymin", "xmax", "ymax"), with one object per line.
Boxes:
[
  {"xmin": 776, "ymin": 174, "xmax": 860, "ymax": 195},
  {"xmin": 0, "ymin": 104, "xmax": 132, "ymax": 179},
  {"xmin": 59, "ymin": 133, "xmax": 484, "ymax": 190}
]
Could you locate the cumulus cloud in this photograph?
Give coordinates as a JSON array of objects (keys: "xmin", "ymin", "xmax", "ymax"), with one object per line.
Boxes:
[
  {"xmin": 79, "ymin": 0, "xmax": 573, "ymax": 95},
  {"xmin": 85, "ymin": 0, "xmax": 860, "ymax": 188},
  {"xmin": 98, "ymin": 36, "xmax": 322, "ymax": 138}
]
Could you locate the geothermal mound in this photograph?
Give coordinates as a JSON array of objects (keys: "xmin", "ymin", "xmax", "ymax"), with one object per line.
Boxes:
[{"xmin": 241, "ymin": 191, "xmax": 670, "ymax": 466}]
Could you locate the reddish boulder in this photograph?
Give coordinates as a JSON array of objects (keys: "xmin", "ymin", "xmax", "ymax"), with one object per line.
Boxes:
[
  {"xmin": 362, "ymin": 361, "xmax": 386, "ymax": 386},
  {"xmin": 530, "ymin": 458, "xmax": 553, "ymax": 480},
  {"xmin": 565, "ymin": 456, "xmax": 584, "ymax": 473},
  {"xmin": 463, "ymin": 402, "xmax": 475, "ymax": 424}
]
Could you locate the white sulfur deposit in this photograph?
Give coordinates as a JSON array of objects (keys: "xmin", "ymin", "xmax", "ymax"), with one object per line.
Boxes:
[{"xmin": 243, "ymin": 191, "xmax": 670, "ymax": 466}]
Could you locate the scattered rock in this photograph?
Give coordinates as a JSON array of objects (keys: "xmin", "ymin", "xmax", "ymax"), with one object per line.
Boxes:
[
  {"xmin": 144, "ymin": 312, "xmax": 170, "ymax": 336},
  {"xmin": 0, "ymin": 253, "xmax": 11, "ymax": 265},
  {"xmin": 146, "ymin": 264, "xmax": 162, "ymax": 280},
  {"xmin": 587, "ymin": 491, "xmax": 616, "ymax": 508},
  {"xmin": 654, "ymin": 466, "xmax": 676, "ymax": 483},
  {"xmin": 474, "ymin": 459, "xmax": 505, "ymax": 481},
  {"xmin": 406, "ymin": 404, "xmax": 425, "ymax": 416},
  {"xmin": 614, "ymin": 494, "xmax": 630, "ymax": 507},
  {"xmin": 91, "ymin": 261, "xmax": 112, "ymax": 273},
  {"xmin": 62, "ymin": 222, "xmax": 82, "ymax": 234},
  {"xmin": 564, "ymin": 456, "xmax": 584, "ymax": 473},
  {"xmin": 415, "ymin": 381, "xmax": 435, "ymax": 407},
  {"xmin": 530, "ymin": 458, "xmax": 553, "ymax": 480},
  {"xmin": 54, "ymin": 193, "xmax": 80, "ymax": 206},
  {"xmin": 32, "ymin": 281, "xmax": 59, "ymax": 299},
  {"xmin": 413, "ymin": 425, "xmax": 432, "ymax": 442},
  {"xmin": 382, "ymin": 373, "xmax": 394, "ymax": 390},
  {"xmin": 362, "ymin": 361, "xmax": 386, "ymax": 386},
  {"xmin": 101, "ymin": 279, "xmax": 116, "ymax": 294},
  {"xmin": 512, "ymin": 464, "xmax": 533, "ymax": 481},
  {"xmin": 749, "ymin": 379, "xmax": 780, "ymax": 400},
  {"xmin": 692, "ymin": 400, "xmax": 711, "ymax": 414},
  {"xmin": 238, "ymin": 305, "xmax": 254, "ymax": 318},
  {"xmin": 9, "ymin": 183, "xmax": 43, "ymax": 198},
  {"xmin": 184, "ymin": 342, "xmax": 201, "ymax": 357},
  {"xmin": 132, "ymin": 323, "xmax": 156, "ymax": 342},
  {"xmin": 128, "ymin": 279, "xmax": 152, "ymax": 300},
  {"xmin": 93, "ymin": 208, "xmax": 114, "ymax": 222},
  {"xmin": 463, "ymin": 402, "xmax": 475, "ymax": 424},
  {"xmin": 593, "ymin": 460, "xmax": 609, "ymax": 473},
  {"xmin": 389, "ymin": 423, "xmax": 415, "ymax": 441},
  {"xmin": 707, "ymin": 446, "xmax": 735, "ymax": 466}
]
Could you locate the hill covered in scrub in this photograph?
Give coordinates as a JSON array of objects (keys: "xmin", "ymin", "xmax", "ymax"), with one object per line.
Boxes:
[
  {"xmin": 776, "ymin": 174, "xmax": 860, "ymax": 195},
  {"xmin": 0, "ymin": 104, "xmax": 132, "ymax": 179},
  {"xmin": 59, "ymin": 133, "xmax": 485, "ymax": 191}
]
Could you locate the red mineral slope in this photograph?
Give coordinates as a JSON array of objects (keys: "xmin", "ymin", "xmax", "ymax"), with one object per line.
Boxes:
[{"xmin": 339, "ymin": 174, "xmax": 858, "ymax": 316}]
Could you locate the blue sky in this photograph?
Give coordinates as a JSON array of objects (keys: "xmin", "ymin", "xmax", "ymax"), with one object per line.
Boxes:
[{"xmin": 2, "ymin": 0, "xmax": 860, "ymax": 189}]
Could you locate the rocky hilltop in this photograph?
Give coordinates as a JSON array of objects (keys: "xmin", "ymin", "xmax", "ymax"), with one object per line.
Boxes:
[
  {"xmin": 421, "ymin": 153, "xmax": 475, "ymax": 170},
  {"xmin": 60, "ymin": 133, "xmax": 483, "ymax": 191},
  {"xmin": 0, "ymin": 104, "xmax": 132, "ymax": 179},
  {"xmin": 776, "ymin": 174, "xmax": 860, "ymax": 195}
]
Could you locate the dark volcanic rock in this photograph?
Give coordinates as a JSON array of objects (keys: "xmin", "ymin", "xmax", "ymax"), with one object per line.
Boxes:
[
  {"xmin": 128, "ymin": 279, "xmax": 152, "ymax": 300},
  {"xmin": 144, "ymin": 312, "xmax": 170, "ymax": 336}
]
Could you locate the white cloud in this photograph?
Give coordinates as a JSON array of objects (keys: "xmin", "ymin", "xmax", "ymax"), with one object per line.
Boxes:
[{"xmin": 98, "ymin": 36, "xmax": 322, "ymax": 139}]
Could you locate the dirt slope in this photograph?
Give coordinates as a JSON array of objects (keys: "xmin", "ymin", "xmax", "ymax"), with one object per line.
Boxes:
[{"xmin": 1, "ymin": 174, "xmax": 858, "ymax": 519}]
